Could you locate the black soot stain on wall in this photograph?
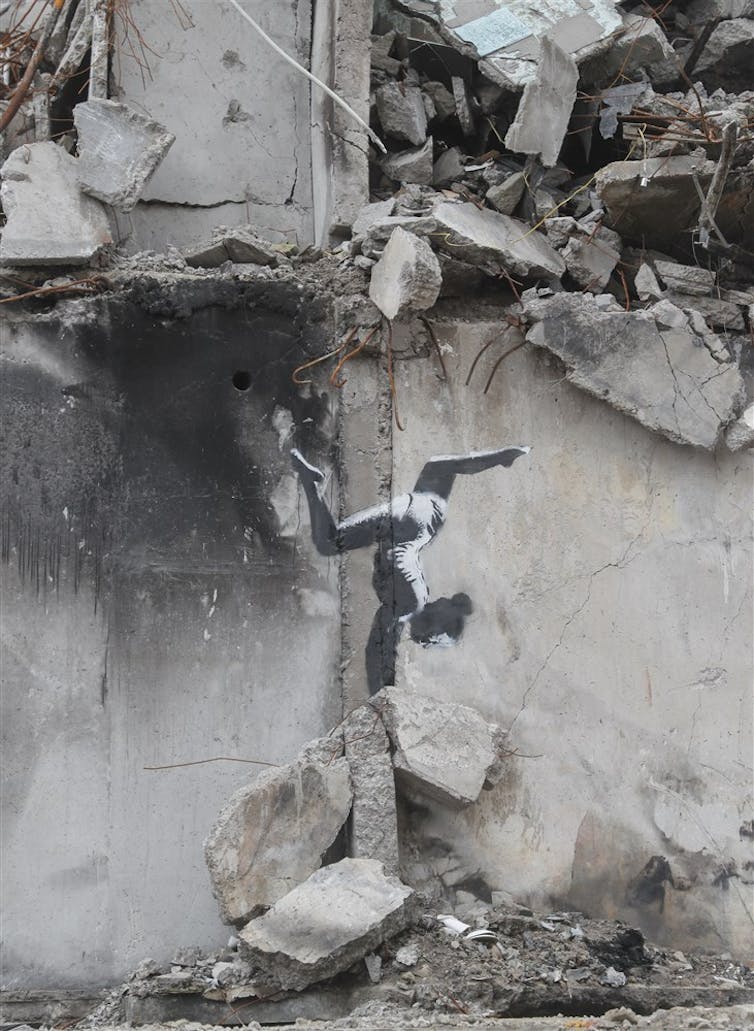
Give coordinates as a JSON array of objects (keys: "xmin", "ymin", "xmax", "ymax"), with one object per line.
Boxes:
[{"xmin": 1, "ymin": 288, "xmax": 334, "ymax": 610}]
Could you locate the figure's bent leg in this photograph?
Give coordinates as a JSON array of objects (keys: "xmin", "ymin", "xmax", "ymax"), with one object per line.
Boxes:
[
  {"xmin": 291, "ymin": 448, "xmax": 339, "ymax": 556},
  {"xmin": 291, "ymin": 449, "xmax": 389, "ymax": 553}
]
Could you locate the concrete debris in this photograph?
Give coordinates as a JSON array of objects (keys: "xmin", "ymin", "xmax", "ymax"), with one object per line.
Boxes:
[
  {"xmin": 73, "ymin": 99, "xmax": 175, "ymax": 211},
  {"xmin": 0, "ymin": 142, "xmax": 112, "ymax": 266},
  {"xmin": 504, "ymin": 37, "xmax": 578, "ymax": 169},
  {"xmin": 342, "ymin": 702, "xmax": 400, "ymax": 874},
  {"xmin": 364, "ymin": 952, "xmax": 382, "ymax": 983},
  {"xmin": 725, "ymin": 403, "xmax": 754, "ymax": 451},
  {"xmin": 579, "ymin": 14, "xmax": 675, "ymax": 86},
  {"xmin": 432, "ymin": 200, "xmax": 565, "ymax": 279},
  {"xmin": 635, "ymin": 263, "xmax": 663, "ymax": 302},
  {"xmin": 594, "ymin": 155, "xmax": 716, "ymax": 250},
  {"xmin": 561, "ymin": 228, "xmax": 621, "ymax": 292},
  {"xmin": 486, "ymin": 172, "xmax": 526, "ymax": 215},
  {"xmin": 432, "ymin": 146, "xmax": 465, "ymax": 187},
  {"xmin": 239, "ymin": 858, "xmax": 414, "ymax": 991},
  {"xmin": 451, "ymin": 76, "xmax": 475, "ymax": 136},
  {"xmin": 524, "ymin": 292, "xmax": 746, "ymax": 450},
  {"xmin": 654, "ymin": 261, "xmax": 716, "ymax": 297},
  {"xmin": 375, "ymin": 83, "xmax": 428, "ymax": 146},
  {"xmin": 395, "ymin": 943, "xmax": 420, "ymax": 967},
  {"xmin": 204, "ymin": 751, "xmax": 352, "ymax": 925},
  {"xmin": 185, "ymin": 227, "xmax": 280, "ymax": 269},
  {"xmin": 695, "ymin": 19, "xmax": 754, "ymax": 84},
  {"xmin": 351, "ymin": 199, "xmax": 398, "ymax": 240},
  {"xmin": 368, "ymin": 226, "xmax": 442, "ymax": 321},
  {"xmin": 381, "ymin": 138, "xmax": 434, "ymax": 185},
  {"xmin": 375, "ymin": 687, "xmax": 508, "ymax": 808}
]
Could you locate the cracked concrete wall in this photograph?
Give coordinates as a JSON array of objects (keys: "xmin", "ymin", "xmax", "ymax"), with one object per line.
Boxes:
[
  {"xmin": 0, "ymin": 289, "xmax": 342, "ymax": 988},
  {"xmin": 110, "ymin": 0, "xmax": 315, "ymax": 252},
  {"xmin": 377, "ymin": 318, "xmax": 752, "ymax": 957}
]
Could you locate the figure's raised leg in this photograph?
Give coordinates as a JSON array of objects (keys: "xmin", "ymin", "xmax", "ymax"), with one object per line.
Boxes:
[{"xmin": 413, "ymin": 445, "xmax": 530, "ymax": 498}]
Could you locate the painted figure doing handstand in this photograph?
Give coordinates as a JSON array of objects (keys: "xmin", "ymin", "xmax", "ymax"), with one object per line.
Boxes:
[{"xmin": 291, "ymin": 444, "xmax": 529, "ymax": 695}]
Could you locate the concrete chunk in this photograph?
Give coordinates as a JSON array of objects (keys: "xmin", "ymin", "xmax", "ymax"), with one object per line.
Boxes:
[
  {"xmin": 524, "ymin": 293, "xmax": 746, "ymax": 450},
  {"xmin": 204, "ymin": 755, "xmax": 352, "ymax": 925},
  {"xmin": 654, "ymin": 261, "xmax": 716, "ymax": 297},
  {"xmin": 504, "ymin": 37, "xmax": 578, "ymax": 168},
  {"xmin": 375, "ymin": 83, "xmax": 427, "ymax": 146},
  {"xmin": 635, "ymin": 263, "xmax": 663, "ymax": 301},
  {"xmin": 381, "ymin": 138, "xmax": 434, "ymax": 185},
  {"xmin": 595, "ymin": 155, "xmax": 715, "ymax": 250},
  {"xmin": 562, "ymin": 233, "xmax": 620, "ymax": 292},
  {"xmin": 725, "ymin": 404, "xmax": 754, "ymax": 452},
  {"xmin": 486, "ymin": 173, "xmax": 525, "ymax": 216},
  {"xmin": 0, "ymin": 142, "xmax": 112, "ymax": 266},
  {"xmin": 73, "ymin": 99, "xmax": 175, "ymax": 212},
  {"xmin": 185, "ymin": 227, "xmax": 279, "ymax": 269},
  {"xmin": 432, "ymin": 200, "xmax": 565, "ymax": 279},
  {"xmin": 369, "ymin": 227, "xmax": 441, "ymax": 321},
  {"xmin": 375, "ymin": 687, "xmax": 508, "ymax": 808},
  {"xmin": 342, "ymin": 704, "xmax": 399, "ymax": 874},
  {"xmin": 239, "ymin": 858, "xmax": 413, "ymax": 991}
]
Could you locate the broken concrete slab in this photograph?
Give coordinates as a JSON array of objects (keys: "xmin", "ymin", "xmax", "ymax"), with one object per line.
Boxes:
[
  {"xmin": 594, "ymin": 154, "xmax": 715, "ymax": 250},
  {"xmin": 239, "ymin": 858, "xmax": 413, "ymax": 991},
  {"xmin": 375, "ymin": 687, "xmax": 508, "ymax": 808},
  {"xmin": 486, "ymin": 172, "xmax": 525, "ymax": 216},
  {"xmin": 368, "ymin": 226, "xmax": 442, "ymax": 321},
  {"xmin": 451, "ymin": 76, "xmax": 475, "ymax": 136},
  {"xmin": 695, "ymin": 18, "xmax": 754, "ymax": 82},
  {"xmin": 579, "ymin": 14, "xmax": 675, "ymax": 86},
  {"xmin": 0, "ymin": 142, "xmax": 112, "ymax": 266},
  {"xmin": 375, "ymin": 83, "xmax": 428, "ymax": 146},
  {"xmin": 432, "ymin": 199, "xmax": 565, "ymax": 279},
  {"xmin": 185, "ymin": 227, "xmax": 280, "ymax": 269},
  {"xmin": 666, "ymin": 294, "xmax": 745, "ymax": 332},
  {"xmin": 524, "ymin": 293, "xmax": 746, "ymax": 450},
  {"xmin": 504, "ymin": 36, "xmax": 578, "ymax": 168},
  {"xmin": 73, "ymin": 99, "xmax": 175, "ymax": 212},
  {"xmin": 725, "ymin": 403, "xmax": 754, "ymax": 451},
  {"xmin": 654, "ymin": 261, "xmax": 716, "ymax": 297},
  {"xmin": 562, "ymin": 232, "xmax": 621, "ymax": 292},
  {"xmin": 439, "ymin": 1, "xmax": 624, "ymax": 91},
  {"xmin": 351, "ymin": 199, "xmax": 397, "ymax": 240},
  {"xmin": 342, "ymin": 704, "xmax": 399, "ymax": 874},
  {"xmin": 381, "ymin": 138, "xmax": 434, "ymax": 185},
  {"xmin": 204, "ymin": 753, "xmax": 352, "ymax": 925}
]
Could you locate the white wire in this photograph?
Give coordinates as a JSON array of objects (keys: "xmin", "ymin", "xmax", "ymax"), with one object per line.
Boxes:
[{"xmin": 224, "ymin": 0, "xmax": 387, "ymax": 154}]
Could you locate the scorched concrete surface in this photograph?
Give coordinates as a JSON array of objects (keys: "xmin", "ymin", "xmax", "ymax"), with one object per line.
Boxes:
[{"xmin": 0, "ymin": 284, "xmax": 342, "ymax": 986}]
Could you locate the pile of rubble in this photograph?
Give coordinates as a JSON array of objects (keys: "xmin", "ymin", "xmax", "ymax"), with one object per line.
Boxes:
[
  {"xmin": 74, "ymin": 688, "xmax": 754, "ymax": 1026},
  {"xmin": 1, "ymin": 0, "xmax": 753, "ymax": 453}
]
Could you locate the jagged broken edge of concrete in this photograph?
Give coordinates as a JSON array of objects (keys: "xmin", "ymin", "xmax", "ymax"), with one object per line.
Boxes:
[{"xmin": 204, "ymin": 686, "xmax": 509, "ymax": 992}]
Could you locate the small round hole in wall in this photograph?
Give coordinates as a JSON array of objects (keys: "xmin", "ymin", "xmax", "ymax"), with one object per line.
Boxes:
[{"xmin": 232, "ymin": 370, "xmax": 252, "ymax": 391}]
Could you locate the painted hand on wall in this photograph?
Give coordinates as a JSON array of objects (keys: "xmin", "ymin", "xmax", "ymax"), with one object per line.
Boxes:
[{"xmin": 291, "ymin": 445, "xmax": 529, "ymax": 695}]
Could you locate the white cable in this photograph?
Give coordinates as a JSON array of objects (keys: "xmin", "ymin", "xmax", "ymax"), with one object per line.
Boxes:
[{"xmin": 225, "ymin": 0, "xmax": 387, "ymax": 154}]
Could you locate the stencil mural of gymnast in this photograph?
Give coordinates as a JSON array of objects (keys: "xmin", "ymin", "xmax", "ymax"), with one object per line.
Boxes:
[{"xmin": 291, "ymin": 444, "xmax": 530, "ymax": 695}]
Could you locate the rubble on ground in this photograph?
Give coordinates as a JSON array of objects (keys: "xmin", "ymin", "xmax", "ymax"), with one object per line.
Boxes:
[{"xmin": 74, "ymin": 896, "xmax": 754, "ymax": 1025}]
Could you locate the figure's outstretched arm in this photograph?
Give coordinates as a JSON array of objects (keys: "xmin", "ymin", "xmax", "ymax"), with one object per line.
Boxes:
[
  {"xmin": 413, "ymin": 445, "xmax": 529, "ymax": 498},
  {"xmin": 291, "ymin": 449, "xmax": 388, "ymax": 554}
]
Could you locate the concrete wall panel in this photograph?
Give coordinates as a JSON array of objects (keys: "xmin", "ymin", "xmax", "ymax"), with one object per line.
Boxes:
[{"xmin": 387, "ymin": 319, "xmax": 753, "ymax": 956}]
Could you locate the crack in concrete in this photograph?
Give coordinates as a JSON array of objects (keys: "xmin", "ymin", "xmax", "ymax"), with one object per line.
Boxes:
[{"xmin": 508, "ymin": 525, "xmax": 648, "ymax": 733}]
